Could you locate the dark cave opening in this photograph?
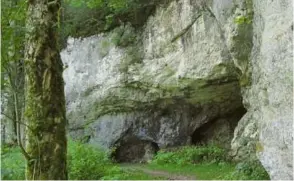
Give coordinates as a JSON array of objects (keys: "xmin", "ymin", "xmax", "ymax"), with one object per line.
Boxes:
[
  {"xmin": 191, "ymin": 106, "xmax": 247, "ymax": 146},
  {"xmin": 112, "ymin": 137, "xmax": 159, "ymax": 163},
  {"xmin": 191, "ymin": 120, "xmax": 216, "ymax": 145}
]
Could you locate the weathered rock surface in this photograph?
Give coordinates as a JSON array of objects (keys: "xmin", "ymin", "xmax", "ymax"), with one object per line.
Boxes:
[
  {"xmin": 232, "ymin": 0, "xmax": 293, "ymax": 179},
  {"xmin": 62, "ymin": 0, "xmax": 245, "ymax": 154},
  {"xmin": 61, "ymin": 0, "xmax": 293, "ymax": 179}
]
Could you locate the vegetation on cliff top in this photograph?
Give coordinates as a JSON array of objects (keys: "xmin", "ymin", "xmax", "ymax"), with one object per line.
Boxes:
[{"xmin": 62, "ymin": 0, "xmax": 166, "ymax": 39}]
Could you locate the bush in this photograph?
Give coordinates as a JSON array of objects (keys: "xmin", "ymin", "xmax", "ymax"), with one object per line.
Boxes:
[
  {"xmin": 67, "ymin": 140, "xmax": 113, "ymax": 179},
  {"xmin": 110, "ymin": 23, "xmax": 136, "ymax": 47},
  {"xmin": 1, "ymin": 146, "xmax": 25, "ymax": 180},
  {"xmin": 221, "ymin": 158, "xmax": 270, "ymax": 180},
  {"xmin": 1, "ymin": 141, "xmax": 130, "ymax": 180},
  {"xmin": 151, "ymin": 145, "xmax": 226, "ymax": 166},
  {"xmin": 63, "ymin": 0, "xmax": 159, "ymax": 38}
]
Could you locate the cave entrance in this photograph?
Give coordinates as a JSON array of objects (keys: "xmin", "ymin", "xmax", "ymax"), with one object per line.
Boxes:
[
  {"xmin": 191, "ymin": 107, "xmax": 247, "ymax": 147},
  {"xmin": 112, "ymin": 137, "xmax": 159, "ymax": 163},
  {"xmin": 191, "ymin": 120, "xmax": 215, "ymax": 145}
]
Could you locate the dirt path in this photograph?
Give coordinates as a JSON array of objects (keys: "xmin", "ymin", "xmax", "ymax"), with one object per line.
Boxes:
[{"xmin": 121, "ymin": 164, "xmax": 197, "ymax": 180}]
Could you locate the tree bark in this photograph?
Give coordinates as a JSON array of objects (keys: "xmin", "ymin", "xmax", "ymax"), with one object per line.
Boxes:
[{"xmin": 24, "ymin": 0, "xmax": 67, "ymax": 179}]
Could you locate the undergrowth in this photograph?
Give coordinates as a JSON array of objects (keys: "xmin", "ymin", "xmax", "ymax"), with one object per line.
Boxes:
[
  {"xmin": 1, "ymin": 143, "xmax": 270, "ymax": 180},
  {"xmin": 222, "ymin": 158, "xmax": 270, "ymax": 180},
  {"xmin": 150, "ymin": 144, "xmax": 270, "ymax": 180},
  {"xmin": 1, "ymin": 141, "xmax": 159, "ymax": 180},
  {"xmin": 151, "ymin": 144, "xmax": 227, "ymax": 165},
  {"xmin": 1, "ymin": 146, "xmax": 25, "ymax": 180}
]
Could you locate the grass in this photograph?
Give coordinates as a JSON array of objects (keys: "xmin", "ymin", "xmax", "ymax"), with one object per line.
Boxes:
[
  {"xmin": 146, "ymin": 162, "xmax": 235, "ymax": 180},
  {"xmin": 1, "ymin": 144, "xmax": 269, "ymax": 180},
  {"xmin": 1, "ymin": 143, "xmax": 164, "ymax": 180},
  {"xmin": 103, "ymin": 167, "xmax": 166, "ymax": 180},
  {"xmin": 1, "ymin": 146, "xmax": 26, "ymax": 180},
  {"xmin": 147, "ymin": 145, "xmax": 269, "ymax": 180}
]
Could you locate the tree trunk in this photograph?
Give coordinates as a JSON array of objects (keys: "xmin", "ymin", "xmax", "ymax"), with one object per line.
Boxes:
[{"xmin": 24, "ymin": 0, "xmax": 67, "ymax": 179}]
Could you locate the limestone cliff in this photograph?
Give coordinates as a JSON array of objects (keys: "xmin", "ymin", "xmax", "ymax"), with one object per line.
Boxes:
[{"xmin": 61, "ymin": 0, "xmax": 293, "ymax": 179}]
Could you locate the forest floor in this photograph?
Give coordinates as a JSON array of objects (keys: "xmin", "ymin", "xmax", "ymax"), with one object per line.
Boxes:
[
  {"xmin": 2, "ymin": 144, "xmax": 269, "ymax": 180},
  {"xmin": 121, "ymin": 162, "xmax": 238, "ymax": 180},
  {"xmin": 121, "ymin": 164, "xmax": 196, "ymax": 180}
]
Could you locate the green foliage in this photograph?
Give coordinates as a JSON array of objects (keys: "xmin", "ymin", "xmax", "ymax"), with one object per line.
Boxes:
[
  {"xmin": 67, "ymin": 140, "xmax": 157, "ymax": 179},
  {"xmin": 102, "ymin": 166, "xmax": 164, "ymax": 180},
  {"xmin": 234, "ymin": 15, "xmax": 252, "ymax": 24},
  {"xmin": 1, "ymin": 146, "xmax": 25, "ymax": 180},
  {"xmin": 151, "ymin": 145, "xmax": 227, "ymax": 166},
  {"xmin": 222, "ymin": 159, "xmax": 270, "ymax": 180},
  {"xmin": 105, "ymin": 14, "xmax": 116, "ymax": 30},
  {"xmin": 234, "ymin": 0, "xmax": 253, "ymax": 25},
  {"xmin": 149, "ymin": 145, "xmax": 269, "ymax": 180},
  {"xmin": 67, "ymin": 140, "xmax": 112, "ymax": 179},
  {"xmin": 146, "ymin": 162, "xmax": 235, "ymax": 180},
  {"xmin": 1, "ymin": 0, "xmax": 26, "ymax": 61},
  {"xmin": 63, "ymin": 0, "xmax": 158, "ymax": 37},
  {"xmin": 1, "ymin": 142, "xmax": 161, "ymax": 180},
  {"xmin": 69, "ymin": 0, "xmax": 142, "ymax": 14},
  {"xmin": 1, "ymin": 0, "xmax": 26, "ymax": 87},
  {"xmin": 110, "ymin": 23, "xmax": 136, "ymax": 47},
  {"xmin": 60, "ymin": 2, "xmax": 104, "ymax": 46}
]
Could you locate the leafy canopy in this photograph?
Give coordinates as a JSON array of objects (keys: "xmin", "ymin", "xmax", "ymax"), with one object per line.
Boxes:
[
  {"xmin": 1, "ymin": 0, "xmax": 26, "ymax": 89},
  {"xmin": 64, "ymin": 0, "xmax": 158, "ymax": 33}
]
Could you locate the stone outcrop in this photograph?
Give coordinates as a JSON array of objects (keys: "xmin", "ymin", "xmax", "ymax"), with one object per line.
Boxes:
[
  {"xmin": 62, "ymin": 0, "xmax": 246, "ymax": 156},
  {"xmin": 61, "ymin": 0, "xmax": 293, "ymax": 179},
  {"xmin": 233, "ymin": 0, "xmax": 293, "ymax": 179}
]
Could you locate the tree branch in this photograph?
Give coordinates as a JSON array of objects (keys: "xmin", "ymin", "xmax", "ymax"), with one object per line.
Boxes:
[
  {"xmin": 1, "ymin": 113, "xmax": 32, "ymax": 130},
  {"xmin": 171, "ymin": 14, "xmax": 202, "ymax": 43},
  {"xmin": 1, "ymin": 112, "xmax": 14, "ymax": 122},
  {"xmin": 14, "ymin": 93, "xmax": 30, "ymax": 160}
]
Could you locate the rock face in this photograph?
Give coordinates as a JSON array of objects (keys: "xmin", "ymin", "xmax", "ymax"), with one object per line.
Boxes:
[
  {"xmin": 61, "ymin": 0, "xmax": 293, "ymax": 179},
  {"xmin": 62, "ymin": 0, "xmax": 246, "ymax": 156},
  {"xmin": 233, "ymin": 0, "xmax": 293, "ymax": 179},
  {"xmin": 112, "ymin": 136, "xmax": 159, "ymax": 163}
]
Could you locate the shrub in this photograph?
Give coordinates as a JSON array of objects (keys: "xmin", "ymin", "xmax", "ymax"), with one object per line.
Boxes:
[
  {"xmin": 1, "ymin": 141, "xmax": 120, "ymax": 180},
  {"xmin": 221, "ymin": 158, "xmax": 270, "ymax": 180},
  {"xmin": 67, "ymin": 140, "xmax": 112, "ymax": 179},
  {"xmin": 151, "ymin": 145, "xmax": 227, "ymax": 166},
  {"xmin": 1, "ymin": 146, "xmax": 25, "ymax": 180},
  {"xmin": 64, "ymin": 0, "xmax": 158, "ymax": 37},
  {"xmin": 110, "ymin": 23, "xmax": 136, "ymax": 47}
]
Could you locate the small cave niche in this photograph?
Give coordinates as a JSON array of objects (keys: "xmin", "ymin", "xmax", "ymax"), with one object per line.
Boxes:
[
  {"xmin": 112, "ymin": 137, "xmax": 159, "ymax": 163},
  {"xmin": 191, "ymin": 106, "xmax": 247, "ymax": 147},
  {"xmin": 191, "ymin": 120, "xmax": 215, "ymax": 145}
]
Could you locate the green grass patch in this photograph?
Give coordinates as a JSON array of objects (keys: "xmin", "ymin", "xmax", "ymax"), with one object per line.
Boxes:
[
  {"xmin": 146, "ymin": 162, "xmax": 235, "ymax": 180},
  {"xmin": 1, "ymin": 142, "xmax": 162, "ymax": 180},
  {"xmin": 1, "ymin": 146, "xmax": 25, "ymax": 180},
  {"xmin": 151, "ymin": 145, "xmax": 227, "ymax": 165},
  {"xmin": 103, "ymin": 166, "xmax": 166, "ymax": 180},
  {"xmin": 148, "ymin": 145, "xmax": 269, "ymax": 180},
  {"xmin": 1, "ymin": 143, "xmax": 269, "ymax": 180}
]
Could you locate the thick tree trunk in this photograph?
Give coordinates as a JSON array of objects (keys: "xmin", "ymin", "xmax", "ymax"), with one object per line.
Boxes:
[{"xmin": 24, "ymin": 0, "xmax": 67, "ymax": 179}]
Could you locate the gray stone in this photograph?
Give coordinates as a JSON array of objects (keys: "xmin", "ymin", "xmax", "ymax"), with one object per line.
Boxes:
[
  {"xmin": 61, "ymin": 0, "xmax": 293, "ymax": 179},
  {"xmin": 239, "ymin": 0, "xmax": 293, "ymax": 179}
]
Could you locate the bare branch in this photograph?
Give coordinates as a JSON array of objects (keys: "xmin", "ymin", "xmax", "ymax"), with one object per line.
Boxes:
[
  {"xmin": 1, "ymin": 112, "xmax": 14, "ymax": 121},
  {"xmin": 14, "ymin": 93, "xmax": 30, "ymax": 160},
  {"xmin": 171, "ymin": 14, "xmax": 202, "ymax": 43}
]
